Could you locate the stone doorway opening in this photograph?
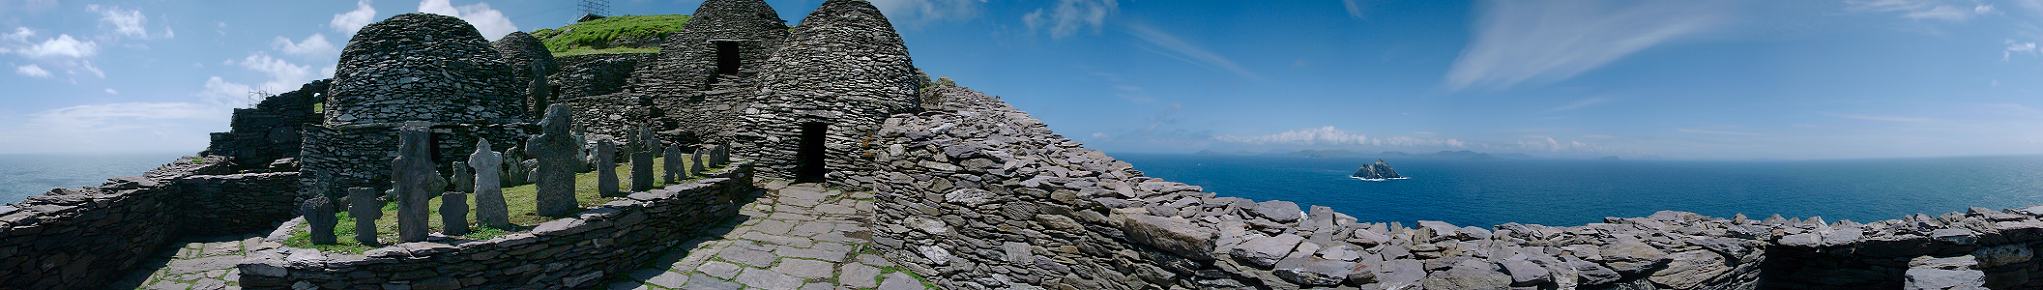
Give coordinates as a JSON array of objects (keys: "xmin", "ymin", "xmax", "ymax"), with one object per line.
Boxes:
[
  {"xmin": 795, "ymin": 122, "xmax": 827, "ymax": 182},
  {"xmin": 714, "ymin": 41, "xmax": 741, "ymax": 75}
]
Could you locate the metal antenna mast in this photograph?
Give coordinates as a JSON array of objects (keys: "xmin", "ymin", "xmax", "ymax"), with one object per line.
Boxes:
[{"xmin": 578, "ymin": 0, "xmax": 611, "ymax": 17}]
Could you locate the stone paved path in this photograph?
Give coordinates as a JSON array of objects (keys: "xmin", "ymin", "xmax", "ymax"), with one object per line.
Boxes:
[
  {"xmin": 607, "ymin": 181, "xmax": 935, "ymax": 290},
  {"xmin": 112, "ymin": 233, "xmax": 263, "ymax": 290}
]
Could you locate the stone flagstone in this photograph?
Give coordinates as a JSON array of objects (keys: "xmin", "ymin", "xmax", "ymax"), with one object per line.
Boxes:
[
  {"xmin": 531, "ymin": 104, "xmax": 582, "ymax": 217},
  {"xmin": 347, "ymin": 187, "xmax": 381, "ymax": 245},
  {"xmin": 392, "ymin": 122, "xmax": 435, "ymax": 243},
  {"xmin": 605, "ymin": 182, "xmax": 933, "ymax": 290},
  {"xmin": 469, "ymin": 140, "xmax": 511, "ymax": 228}
]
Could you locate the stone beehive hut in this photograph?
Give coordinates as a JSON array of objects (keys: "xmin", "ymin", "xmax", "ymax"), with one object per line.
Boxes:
[
  {"xmin": 628, "ymin": 0, "xmax": 789, "ymax": 96},
  {"xmin": 732, "ymin": 0, "xmax": 921, "ymax": 184},
  {"xmin": 492, "ymin": 31, "xmax": 560, "ymax": 119},
  {"xmin": 300, "ymin": 13, "xmax": 532, "ymax": 200}
]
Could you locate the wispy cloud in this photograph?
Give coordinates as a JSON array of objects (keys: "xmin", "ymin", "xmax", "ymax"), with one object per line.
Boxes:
[
  {"xmin": 12, "ymin": 34, "xmax": 96, "ymax": 59},
  {"xmin": 87, "ymin": 5, "xmax": 171, "ymax": 39},
  {"xmin": 2008, "ymin": 40, "xmax": 2039, "ymax": 61},
  {"xmin": 1677, "ymin": 128, "xmax": 1762, "ymax": 136},
  {"xmin": 1214, "ymin": 126, "xmax": 1469, "ymax": 148},
  {"xmin": 1023, "ymin": 0, "xmax": 1117, "ymax": 39},
  {"xmin": 1342, "ymin": 0, "xmax": 1369, "ymax": 19},
  {"xmin": 870, "ymin": 0, "xmax": 982, "ymax": 26},
  {"xmin": 1124, "ymin": 23, "xmax": 1260, "ymax": 80},
  {"xmin": 273, "ymin": 34, "xmax": 338, "ymax": 57},
  {"xmin": 0, "ymin": 102, "xmax": 224, "ymax": 153},
  {"xmin": 333, "ymin": 0, "xmax": 378, "ymax": 36},
  {"xmin": 1844, "ymin": 0, "xmax": 1994, "ymax": 22},
  {"xmin": 14, "ymin": 64, "xmax": 49, "ymax": 78},
  {"xmin": 418, "ymin": 0, "xmax": 517, "ymax": 40},
  {"xmin": 1546, "ymin": 97, "xmax": 1613, "ymax": 113},
  {"xmin": 1446, "ymin": 1, "xmax": 1729, "ymax": 91}
]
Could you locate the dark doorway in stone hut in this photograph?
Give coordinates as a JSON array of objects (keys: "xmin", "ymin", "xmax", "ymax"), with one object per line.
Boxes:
[
  {"xmin": 794, "ymin": 122, "xmax": 827, "ymax": 183},
  {"xmin": 714, "ymin": 41, "xmax": 741, "ymax": 75}
]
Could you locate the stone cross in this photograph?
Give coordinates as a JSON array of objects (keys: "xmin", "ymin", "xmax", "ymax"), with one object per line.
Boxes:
[
  {"xmin": 527, "ymin": 62, "xmax": 553, "ymax": 119},
  {"xmin": 441, "ymin": 192, "xmax": 469, "ymax": 236},
  {"xmin": 452, "ymin": 161, "xmax": 473, "ymax": 193},
  {"xmin": 596, "ymin": 139, "xmax": 619, "ymax": 198},
  {"xmin": 468, "ymin": 140, "xmax": 510, "ymax": 228},
  {"xmin": 662, "ymin": 145, "xmax": 683, "ymax": 183},
  {"xmin": 690, "ymin": 146, "xmax": 706, "ymax": 176},
  {"xmin": 630, "ymin": 126, "xmax": 657, "ymax": 192},
  {"xmin": 530, "ymin": 104, "xmax": 582, "ymax": 217},
  {"xmin": 347, "ymin": 187, "xmax": 382, "ymax": 245},
  {"xmin": 572, "ymin": 125, "xmax": 592, "ymax": 173},
  {"xmin": 392, "ymin": 122, "xmax": 435, "ymax": 243},
  {"xmin": 503, "ymin": 144, "xmax": 529, "ymax": 186},
  {"xmin": 302, "ymin": 195, "xmax": 337, "ymax": 245}
]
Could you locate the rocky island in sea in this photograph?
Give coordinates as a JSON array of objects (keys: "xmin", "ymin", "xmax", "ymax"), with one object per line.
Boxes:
[{"xmin": 1351, "ymin": 159, "xmax": 1408, "ymax": 181}]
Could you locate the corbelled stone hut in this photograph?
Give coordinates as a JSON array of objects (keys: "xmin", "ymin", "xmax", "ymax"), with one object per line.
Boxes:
[
  {"xmin": 732, "ymin": 0, "xmax": 921, "ymax": 183},
  {"xmin": 628, "ymin": 0, "xmax": 789, "ymax": 95},
  {"xmin": 492, "ymin": 31, "xmax": 560, "ymax": 119},
  {"xmin": 300, "ymin": 13, "xmax": 532, "ymax": 200}
]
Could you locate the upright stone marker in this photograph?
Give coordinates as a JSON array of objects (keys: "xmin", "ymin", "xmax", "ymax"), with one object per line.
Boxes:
[
  {"xmin": 468, "ymin": 140, "xmax": 511, "ymax": 228},
  {"xmin": 596, "ymin": 140, "xmax": 620, "ymax": 197},
  {"xmin": 690, "ymin": 147, "xmax": 707, "ymax": 176},
  {"xmin": 451, "ymin": 161, "xmax": 473, "ymax": 193},
  {"xmin": 392, "ymin": 122, "xmax": 435, "ymax": 243},
  {"xmin": 709, "ymin": 144, "xmax": 731, "ymax": 167},
  {"xmin": 572, "ymin": 126, "xmax": 592, "ymax": 173},
  {"xmin": 663, "ymin": 145, "xmax": 684, "ymax": 183},
  {"xmin": 302, "ymin": 195, "xmax": 338, "ymax": 244},
  {"xmin": 347, "ymin": 187, "xmax": 382, "ymax": 245},
  {"xmin": 503, "ymin": 144, "xmax": 529, "ymax": 186},
  {"xmin": 630, "ymin": 126, "xmax": 657, "ymax": 192},
  {"xmin": 529, "ymin": 104, "xmax": 582, "ymax": 217},
  {"xmin": 441, "ymin": 192, "xmax": 469, "ymax": 236}
]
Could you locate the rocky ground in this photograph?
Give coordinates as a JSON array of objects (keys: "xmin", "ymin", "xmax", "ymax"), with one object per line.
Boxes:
[
  {"xmin": 605, "ymin": 181, "xmax": 933, "ymax": 290},
  {"xmin": 113, "ymin": 233, "xmax": 261, "ymax": 290}
]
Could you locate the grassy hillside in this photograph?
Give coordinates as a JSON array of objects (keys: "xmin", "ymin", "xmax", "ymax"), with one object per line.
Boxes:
[{"xmin": 531, "ymin": 14, "xmax": 690, "ymax": 56}]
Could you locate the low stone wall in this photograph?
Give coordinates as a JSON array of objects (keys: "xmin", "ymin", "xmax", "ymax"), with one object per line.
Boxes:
[
  {"xmin": 238, "ymin": 163, "xmax": 756, "ymax": 289},
  {"xmin": 205, "ymin": 80, "xmax": 329, "ymax": 171},
  {"xmin": 557, "ymin": 94, "xmax": 656, "ymax": 140},
  {"xmin": 855, "ymin": 86, "xmax": 2043, "ymax": 290},
  {"xmin": 0, "ymin": 158, "xmax": 305, "ymax": 289}
]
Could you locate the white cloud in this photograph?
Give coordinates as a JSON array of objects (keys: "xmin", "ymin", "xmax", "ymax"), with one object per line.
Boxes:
[
  {"xmin": 1342, "ymin": 0, "xmax": 1368, "ymax": 19},
  {"xmin": 1676, "ymin": 128, "xmax": 1761, "ymax": 136},
  {"xmin": 1844, "ymin": 0, "xmax": 1995, "ymax": 21},
  {"xmin": 273, "ymin": 34, "xmax": 339, "ymax": 57},
  {"xmin": 1825, "ymin": 112, "xmax": 1936, "ymax": 123},
  {"xmin": 200, "ymin": 76, "xmax": 258, "ymax": 106},
  {"xmin": 0, "ymin": 102, "xmax": 225, "ymax": 153},
  {"xmin": 87, "ymin": 5, "xmax": 167, "ymax": 39},
  {"xmin": 870, "ymin": 0, "xmax": 981, "ymax": 25},
  {"xmin": 1125, "ymin": 23, "xmax": 1259, "ymax": 80},
  {"xmin": 333, "ymin": 0, "xmax": 377, "ymax": 35},
  {"xmin": 202, "ymin": 53, "xmax": 320, "ymax": 106},
  {"xmin": 2007, "ymin": 40, "xmax": 2038, "ymax": 61},
  {"xmin": 1446, "ymin": 1, "xmax": 1727, "ymax": 91},
  {"xmin": 1515, "ymin": 136, "xmax": 1596, "ymax": 152},
  {"xmin": 103, "ymin": 88, "xmax": 118, "ymax": 95},
  {"xmin": 1215, "ymin": 126, "xmax": 1369, "ymax": 145},
  {"xmin": 1023, "ymin": 0, "xmax": 1117, "ymax": 39},
  {"xmin": 14, "ymin": 64, "xmax": 48, "ymax": 78},
  {"xmin": 418, "ymin": 0, "xmax": 518, "ymax": 41},
  {"xmin": 14, "ymin": 34, "xmax": 97, "ymax": 59},
  {"xmin": 1, "ymin": 27, "xmax": 32, "ymax": 42}
]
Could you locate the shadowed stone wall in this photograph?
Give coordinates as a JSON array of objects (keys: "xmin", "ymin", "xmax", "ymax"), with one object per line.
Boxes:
[
  {"xmin": 732, "ymin": 0, "xmax": 921, "ymax": 183},
  {"xmin": 239, "ymin": 164, "xmax": 754, "ymax": 289},
  {"xmin": 551, "ymin": 53, "xmax": 650, "ymax": 101},
  {"xmin": 299, "ymin": 123, "xmax": 531, "ymax": 200},
  {"xmin": 0, "ymin": 158, "xmax": 305, "ymax": 289},
  {"xmin": 323, "ymin": 13, "xmax": 522, "ymax": 126},
  {"xmin": 492, "ymin": 31, "xmax": 560, "ymax": 119},
  {"xmin": 626, "ymin": 0, "xmax": 788, "ymax": 97},
  {"xmin": 204, "ymin": 79, "xmax": 330, "ymax": 171}
]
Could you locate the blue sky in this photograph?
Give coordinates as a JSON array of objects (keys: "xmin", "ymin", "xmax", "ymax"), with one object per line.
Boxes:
[{"xmin": 0, "ymin": 0, "xmax": 2038, "ymax": 160}]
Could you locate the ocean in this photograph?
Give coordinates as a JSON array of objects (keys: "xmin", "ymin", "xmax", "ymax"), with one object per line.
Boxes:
[
  {"xmin": 1115, "ymin": 153, "xmax": 2043, "ymax": 227},
  {"xmin": 0, "ymin": 153, "xmax": 188, "ymax": 205}
]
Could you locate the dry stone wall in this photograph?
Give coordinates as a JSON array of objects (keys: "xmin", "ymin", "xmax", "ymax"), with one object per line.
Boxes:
[
  {"xmin": 323, "ymin": 13, "xmax": 522, "ymax": 126},
  {"xmin": 732, "ymin": 0, "xmax": 922, "ymax": 182},
  {"xmin": 626, "ymin": 0, "xmax": 789, "ymax": 97},
  {"xmin": 491, "ymin": 31, "xmax": 560, "ymax": 119},
  {"xmin": 238, "ymin": 163, "xmax": 755, "ymax": 289},
  {"xmin": 204, "ymin": 79, "xmax": 330, "ymax": 171},
  {"xmin": 0, "ymin": 157, "xmax": 305, "ymax": 289},
  {"xmin": 851, "ymin": 85, "xmax": 2043, "ymax": 290},
  {"xmin": 551, "ymin": 53, "xmax": 649, "ymax": 101},
  {"xmin": 299, "ymin": 123, "xmax": 532, "ymax": 200}
]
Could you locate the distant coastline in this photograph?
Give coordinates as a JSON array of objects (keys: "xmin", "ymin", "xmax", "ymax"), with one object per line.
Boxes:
[{"xmin": 0, "ymin": 152, "xmax": 186, "ymax": 204}]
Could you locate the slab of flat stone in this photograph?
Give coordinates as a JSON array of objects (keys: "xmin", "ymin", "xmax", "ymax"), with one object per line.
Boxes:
[
  {"xmin": 840, "ymin": 263, "xmax": 881, "ymax": 288},
  {"xmin": 531, "ymin": 104, "xmax": 582, "ymax": 216},
  {"xmin": 718, "ymin": 246, "xmax": 776, "ymax": 268},
  {"xmin": 629, "ymin": 126, "xmax": 657, "ymax": 192},
  {"xmin": 347, "ymin": 187, "xmax": 382, "ymax": 245},
  {"xmin": 684, "ymin": 273, "xmax": 743, "ymax": 290},
  {"xmin": 440, "ymin": 191, "xmax": 469, "ymax": 236},
  {"xmin": 595, "ymin": 140, "xmax": 620, "ymax": 198},
  {"xmin": 469, "ymin": 140, "xmax": 510, "ymax": 228},
  {"xmin": 643, "ymin": 270, "xmax": 688, "ymax": 288},
  {"xmin": 734, "ymin": 268, "xmax": 803, "ymax": 290},
  {"xmin": 772, "ymin": 258, "xmax": 836, "ymax": 279},
  {"xmin": 302, "ymin": 195, "xmax": 337, "ymax": 244},
  {"xmin": 663, "ymin": 145, "xmax": 683, "ymax": 183},
  {"xmin": 877, "ymin": 272, "xmax": 922, "ymax": 290},
  {"xmin": 391, "ymin": 122, "xmax": 435, "ymax": 243},
  {"xmin": 697, "ymin": 261, "xmax": 744, "ymax": 280}
]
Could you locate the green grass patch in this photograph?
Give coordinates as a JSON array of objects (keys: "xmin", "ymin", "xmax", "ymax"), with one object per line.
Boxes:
[
  {"xmin": 285, "ymin": 156, "xmax": 720, "ymax": 254},
  {"xmin": 553, "ymin": 47, "xmax": 659, "ymax": 57},
  {"xmin": 531, "ymin": 14, "xmax": 690, "ymax": 55}
]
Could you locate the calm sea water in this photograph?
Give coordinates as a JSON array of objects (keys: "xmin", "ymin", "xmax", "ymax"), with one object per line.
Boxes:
[
  {"xmin": 1116, "ymin": 153, "xmax": 2043, "ymax": 227},
  {"xmin": 0, "ymin": 153, "xmax": 186, "ymax": 205}
]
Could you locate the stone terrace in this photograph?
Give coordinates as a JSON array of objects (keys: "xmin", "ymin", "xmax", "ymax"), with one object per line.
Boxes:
[{"xmin": 608, "ymin": 181, "xmax": 933, "ymax": 290}]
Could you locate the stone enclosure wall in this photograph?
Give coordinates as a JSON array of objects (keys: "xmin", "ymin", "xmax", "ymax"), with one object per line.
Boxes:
[
  {"xmin": 239, "ymin": 163, "xmax": 756, "ymax": 289},
  {"xmin": 298, "ymin": 123, "xmax": 532, "ymax": 200},
  {"xmin": 0, "ymin": 157, "xmax": 305, "ymax": 289},
  {"xmin": 854, "ymin": 85, "xmax": 2043, "ymax": 290},
  {"xmin": 551, "ymin": 53, "xmax": 649, "ymax": 101},
  {"xmin": 205, "ymin": 79, "xmax": 330, "ymax": 171}
]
